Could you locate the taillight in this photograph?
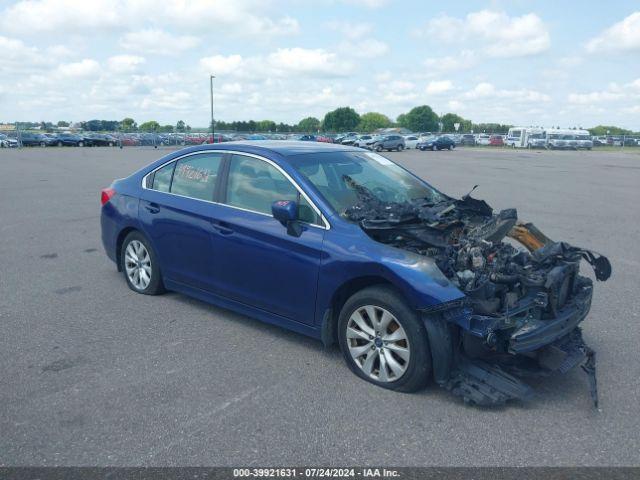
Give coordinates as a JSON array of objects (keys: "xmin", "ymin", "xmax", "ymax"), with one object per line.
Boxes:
[{"xmin": 101, "ymin": 188, "xmax": 116, "ymax": 206}]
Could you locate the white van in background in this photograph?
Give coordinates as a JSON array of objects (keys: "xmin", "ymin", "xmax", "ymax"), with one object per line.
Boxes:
[
  {"xmin": 574, "ymin": 129, "xmax": 593, "ymax": 150},
  {"xmin": 547, "ymin": 128, "xmax": 576, "ymax": 150},
  {"xmin": 506, "ymin": 127, "xmax": 546, "ymax": 148}
]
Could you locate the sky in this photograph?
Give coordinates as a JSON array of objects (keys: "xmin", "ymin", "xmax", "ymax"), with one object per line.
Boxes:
[{"xmin": 1, "ymin": 0, "xmax": 639, "ymax": 129}]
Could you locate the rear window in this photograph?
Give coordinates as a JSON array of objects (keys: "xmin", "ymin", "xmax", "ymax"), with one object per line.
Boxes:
[{"xmin": 170, "ymin": 153, "xmax": 223, "ymax": 201}]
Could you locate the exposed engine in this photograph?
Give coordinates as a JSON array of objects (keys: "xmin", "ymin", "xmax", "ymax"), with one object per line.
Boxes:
[
  {"xmin": 344, "ymin": 177, "xmax": 611, "ymax": 406},
  {"xmin": 343, "ymin": 177, "xmax": 610, "ymax": 323}
]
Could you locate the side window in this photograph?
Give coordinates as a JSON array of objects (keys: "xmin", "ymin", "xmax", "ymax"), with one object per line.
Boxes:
[
  {"xmin": 170, "ymin": 153, "xmax": 223, "ymax": 201},
  {"xmin": 151, "ymin": 162, "xmax": 175, "ymax": 192},
  {"xmin": 225, "ymin": 155, "xmax": 321, "ymax": 225}
]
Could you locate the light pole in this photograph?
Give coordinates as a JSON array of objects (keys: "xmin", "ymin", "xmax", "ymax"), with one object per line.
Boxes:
[{"xmin": 209, "ymin": 75, "xmax": 215, "ymax": 143}]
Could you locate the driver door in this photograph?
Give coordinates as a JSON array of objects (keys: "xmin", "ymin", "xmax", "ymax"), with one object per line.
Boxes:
[{"xmin": 210, "ymin": 154, "xmax": 326, "ymax": 325}]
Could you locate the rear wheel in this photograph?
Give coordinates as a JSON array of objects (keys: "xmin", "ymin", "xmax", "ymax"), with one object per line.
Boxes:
[
  {"xmin": 397, "ymin": 144, "xmax": 404, "ymax": 151},
  {"xmin": 432, "ymin": 145, "xmax": 437, "ymax": 151},
  {"xmin": 338, "ymin": 286, "xmax": 431, "ymax": 392},
  {"xmin": 448, "ymin": 145, "xmax": 453, "ymax": 150},
  {"xmin": 57, "ymin": 141, "xmax": 63, "ymax": 147},
  {"xmin": 375, "ymin": 145, "xmax": 383, "ymax": 152},
  {"xmin": 40, "ymin": 142, "xmax": 46, "ymax": 147},
  {"xmin": 78, "ymin": 141, "xmax": 84, "ymax": 147},
  {"xmin": 120, "ymin": 231, "xmax": 165, "ymax": 295}
]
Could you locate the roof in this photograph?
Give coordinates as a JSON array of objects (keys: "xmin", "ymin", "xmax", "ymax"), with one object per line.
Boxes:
[{"xmin": 218, "ymin": 140, "xmax": 359, "ymax": 156}]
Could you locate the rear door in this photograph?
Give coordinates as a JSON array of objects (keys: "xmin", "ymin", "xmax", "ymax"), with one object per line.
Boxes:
[
  {"xmin": 139, "ymin": 151, "xmax": 226, "ymax": 292},
  {"xmin": 210, "ymin": 153, "xmax": 326, "ymax": 324}
]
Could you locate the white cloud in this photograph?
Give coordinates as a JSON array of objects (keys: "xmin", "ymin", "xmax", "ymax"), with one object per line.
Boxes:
[
  {"xmin": 567, "ymin": 91, "xmax": 625, "ymax": 104},
  {"xmin": 463, "ymin": 82, "xmax": 496, "ymax": 99},
  {"xmin": 424, "ymin": 51, "xmax": 477, "ymax": 73},
  {"xmin": 200, "ymin": 54, "xmax": 245, "ymax": 75},
  {"xmin": 586, "ymin": 12, "xmax": 640, "ymax": 53},
  {"xmin": 462, "ymin": 82, "xmax": 550, "ymax": 102},
  {"xmin": 567, "ymin": 80, "xmax": 640, "ymax": 105},
  {"xmin": 419, "ymin": 10, "xmax": 550, "ymax": 58},
  {"xmin": 426, "ymin": 80, "xmax": 453, "ymax": 95},
  {"xmin": 0, "ymin": 0, "xmax": 120, "ymax": 34},
  {"xmin": 55, "ymin": 59, "xmax": 100, "ymax": 78},
  {"xmin": 267, "ymin": 48, "xmax": 352, "ymax": 77},
  {"xmin": 120, "ymin": 29, "xmax": 199, "ymax": 55},
  {"xmin": 107, "ymin": 55, "xmax": 146, "ymax": 73},
  {"xmin": 0, "ymin": 0, "xmax": 299, "ymax": 37}
]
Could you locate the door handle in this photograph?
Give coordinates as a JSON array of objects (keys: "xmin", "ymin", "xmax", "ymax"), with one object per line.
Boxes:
[
  {"xmin": 211, "ymin": 220, "xmax": 234, "ymax": 235},
  {"xmin": 144, "ymin": 202, "xmax": 160, "ymax": 214}
]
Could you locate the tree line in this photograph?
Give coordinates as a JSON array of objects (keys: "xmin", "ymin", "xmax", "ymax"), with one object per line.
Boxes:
[{"xmin": 13, "ymin": 108, "xmax": 638, "ymax": 135}]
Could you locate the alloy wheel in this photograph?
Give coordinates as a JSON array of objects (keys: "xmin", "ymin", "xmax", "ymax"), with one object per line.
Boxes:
[
  {"xmin": 346, "ymin": 305, "xmax": 410, "ymax": 382},
  {"xmin": 124, "ymin": 240, "xmax": 152, "ymax": 291}
]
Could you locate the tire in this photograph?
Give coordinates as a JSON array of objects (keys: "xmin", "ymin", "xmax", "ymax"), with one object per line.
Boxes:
[
  {"xmin": 108, "ymin": 142, "xmax": 114, "ymax": 147},
  {"xmin": 120, "ymin": 231, "xmax": 165, "ymax": 295},
  {"xmin": 375, "ymin": 145, "xmax": 383, "ymax": 152},
  {"xmin": 338, "ymin": 285, "xmax": 431, "ymax": 393},
  {"xmin": 78, "ymin": 141, "xmax": 84, "ymax": 147},
  {"xmin": 57, "ymin": 141, "xmax": 63, "ymax": 147},
  {"xmin": 432, "ymin": 145, "xmax": 437, "ymax": 151},
  {"xmin": 448, "ymin": 145, "xmax": 453, "ymax": 150},
  {"xmin": 397, "ymin": 145, "xmax": 404, "ymax": 151}
]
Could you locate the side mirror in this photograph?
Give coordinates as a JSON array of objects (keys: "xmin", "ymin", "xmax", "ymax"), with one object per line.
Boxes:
[
  {"xmin": 272, "ymin": 200, "xmax": 297, "ymax": 225},
  {"xmin": 272, "ymin": 200, "xmax": 302, "ymax": 237}
]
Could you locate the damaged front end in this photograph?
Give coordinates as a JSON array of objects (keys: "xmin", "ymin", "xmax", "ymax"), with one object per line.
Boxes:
[{"xmin": 344, "ymin": 178, "xmax": 611, "ymax": 407}]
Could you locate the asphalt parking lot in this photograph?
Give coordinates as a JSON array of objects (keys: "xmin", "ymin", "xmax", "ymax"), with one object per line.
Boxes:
[{"xmin": 1, "ymin": 146, "xmax": 639, "ymax": 467}]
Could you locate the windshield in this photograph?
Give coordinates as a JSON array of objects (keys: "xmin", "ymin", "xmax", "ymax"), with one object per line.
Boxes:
[
  {"xmin": 529, "ymin": 133, "xmax": 543, "ymax": 139},
  {"xmin": 288, "ymin": 151, "xmax": 446, "ymax": 217}
]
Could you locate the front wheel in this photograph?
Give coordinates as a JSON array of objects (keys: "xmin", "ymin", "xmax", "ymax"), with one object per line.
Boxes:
[
  {"xmin": 78, "ymin": 141, "xmax": 84, "ymax": 147},
  {"xmin": 121, "ymin": 231, "xmax": 165, "ymax": 295},
  {"xmin": 448, "ymin": 145, "xmax": 453, "ymax": 150},
  {"xmin": 397, "ymin": 145, "xmax": 404, "ymax": 151},
  {"xmin": 432, "ymin": 145, "xmax": 437, "ymax": 151},
  {"xmin": 338, "ymin": 286, "xmax": 431, "ymax": 392},
  {"xmin": 375, "ymin": 145, "xmax": 383, "ymax": 152}
]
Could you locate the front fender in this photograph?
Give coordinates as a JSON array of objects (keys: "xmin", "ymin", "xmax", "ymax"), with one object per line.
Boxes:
[{"xmin": 315, "ymin": 228, "xmax": 465, "ymax": 327}]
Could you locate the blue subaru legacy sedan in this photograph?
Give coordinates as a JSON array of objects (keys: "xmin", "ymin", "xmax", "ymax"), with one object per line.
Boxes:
[{"xmin": 101, "ymin": 141, "xmax": 610, "ymax": 406}]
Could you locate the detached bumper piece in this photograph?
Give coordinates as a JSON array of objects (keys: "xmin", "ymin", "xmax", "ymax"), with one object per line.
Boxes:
[
  {"xmin": 443, "ymin": 358, "xmax": 533, "ymax": 407},
  {"xmin": 442, "ymin": 328, "xmax": 598, "ymax": 408}
]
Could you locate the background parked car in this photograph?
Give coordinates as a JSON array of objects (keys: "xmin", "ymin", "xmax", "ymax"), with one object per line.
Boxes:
[
  {"xmin": 403, "ymin": 135, "xmax": 420, "ymax": 149},
  {"xmin": 294, "ymin": 134, "xmax": 316, "ymax": 141},
  {"xmin": 340, "ymin": 133, "xmax": 359, "ymax": 145},
  {"xmin": 18, "ymin": 132, "xmax": 48, "ymax": 147},
  {"xmin": 372, "ymin": 134, "xmax": 405, "ymax": 152},
  {"xmin": 489, "ymin": 135, "xmax": 505, "ymax": 146},
  {"xmin": 417, "ymin": 135, "xmax": 455, "ymax": 151},
  {"xmin": 0, "ymin": 133, "xmax": 19, "ymax": 148},
  {"xmin": 84, "ymin": 133, "xmax": 117, "ymax": 146},
  {"xmin": 53, "ymin": 133, "xmax": 86, "ymax": 146},
  {"xmin": 460, "ymin": 134, "xmax": 476, "ymax": 146},
  {"xmin": 353, "ymin": 134, "xmax": 376, "ymax": 148},
  {"xmin": 315, "ymin": 135, "xmax": 334, "ymax": 143},
  {"xmin": 476, "ymin": 134, "xmax": 491, "ymax": 146}
]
